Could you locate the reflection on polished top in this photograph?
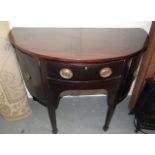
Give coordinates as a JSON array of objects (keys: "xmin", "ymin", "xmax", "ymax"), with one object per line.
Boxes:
[{"xmin": 9, "ymin": 28, "xmax": 148, "ymax": 62}]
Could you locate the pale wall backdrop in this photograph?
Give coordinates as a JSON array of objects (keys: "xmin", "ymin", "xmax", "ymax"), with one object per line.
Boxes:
[{"xmin": 9, "ymin": 21, "xmax": 151, "ymax": 33}]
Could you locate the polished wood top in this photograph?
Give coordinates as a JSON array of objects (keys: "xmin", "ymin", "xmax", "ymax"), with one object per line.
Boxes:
[{"xmin": 9, "ymin": 28, "xmax": 148, "ymax": 62}]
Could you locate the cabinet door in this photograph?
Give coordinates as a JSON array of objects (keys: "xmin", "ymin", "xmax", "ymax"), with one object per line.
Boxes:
[{"xmin": 15, "ymin": 49, "xmax": 46, "ymax": 103}]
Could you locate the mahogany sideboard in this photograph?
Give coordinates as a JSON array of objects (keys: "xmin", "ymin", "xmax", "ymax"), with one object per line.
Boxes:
[{"xmin": 9, "ymin": 28, "xmax": 148, "ymax": 133}]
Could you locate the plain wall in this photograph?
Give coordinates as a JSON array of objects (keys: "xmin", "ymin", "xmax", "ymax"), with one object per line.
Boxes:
[{"xmin": 9, "ymin": 21, "xmax": 151, "ymax": 33}]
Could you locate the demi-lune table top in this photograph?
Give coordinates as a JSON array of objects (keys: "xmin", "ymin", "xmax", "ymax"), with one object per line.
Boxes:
[{"xmin": 9, "ymin": 28, "xmax": 148, "ymax": 62}]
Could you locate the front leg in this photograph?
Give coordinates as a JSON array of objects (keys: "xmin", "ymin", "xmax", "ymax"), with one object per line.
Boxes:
[
  {"xmin": 103, "ymin": 80, "xmax": 121, "ymax": 131},
  {"xmin": 103, "ymin": 104, "xmax": 116, "ymax": 131},
  {"xmin": 48, "ymin": 104, "xmax": 58, "ymax": 134},
  {"xmin": 48, "ymin": 89, "xmax": 61, "ymax": 134}
]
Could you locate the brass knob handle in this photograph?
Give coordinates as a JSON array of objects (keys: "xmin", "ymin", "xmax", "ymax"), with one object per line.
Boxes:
[
  {"xmin": 24, "ymin": 72, "xmax": 31, "ymax": 80},
  {"xmin": 99, "ymin": 67, "xmax": 112, "ymax": 78},
  {"xmin": 59, "ymin": 68, "xmax": 73, "ymax": 79}
]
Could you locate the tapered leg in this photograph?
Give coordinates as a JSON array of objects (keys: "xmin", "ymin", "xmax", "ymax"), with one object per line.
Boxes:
[
  {"xmin": 103, "ymin": 104, "xmax": 116, "ymax": 131},
  {"xmin": 103, "ymin": 84, "xmax": 120, "ymax": 131},
  {"xmin": 48, "ymin": 90, "xmax": 61, "ymax": 134},
  {"xmin": 135, "ymin": 120, "xmax": 141, "ymax": 133},
  {"xmin": 48, "ymin": 105, "xmax": 58, "ymax": 134}
]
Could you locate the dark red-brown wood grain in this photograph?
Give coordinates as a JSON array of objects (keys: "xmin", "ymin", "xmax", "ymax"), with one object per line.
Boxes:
[{"xmin": 9, "ymin": 28, "xmax": 148, "ymax": 62}]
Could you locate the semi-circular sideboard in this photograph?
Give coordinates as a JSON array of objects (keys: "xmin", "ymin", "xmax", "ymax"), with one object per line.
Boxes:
[{"xmin": 9, "ymin": 28, "xmax": 148, "ymax": 133}]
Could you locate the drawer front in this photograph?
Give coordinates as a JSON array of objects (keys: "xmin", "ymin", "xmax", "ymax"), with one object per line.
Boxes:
[{"xmin": 46, "ymin": 60, "xmax": 125, "ymax": 81}]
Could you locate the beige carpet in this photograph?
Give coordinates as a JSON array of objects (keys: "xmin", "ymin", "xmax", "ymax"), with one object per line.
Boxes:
[{"xmin": 0, "ymin": 21, "xmax": 32, "ymax": 121}]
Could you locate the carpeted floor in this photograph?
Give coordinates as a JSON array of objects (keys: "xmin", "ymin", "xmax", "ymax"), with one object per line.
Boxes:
[{"xmin": 0, "ymin": 95, "xmax": 153, "ymax": 134}]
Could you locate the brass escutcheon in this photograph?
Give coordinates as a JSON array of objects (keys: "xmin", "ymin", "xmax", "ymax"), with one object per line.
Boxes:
[
  {"xmin": 100, "ymin": 67, "xmax": 112, "ymax": 78},
  {"xmin": 59, "ymin": 68, "xmax": 73, "ymax": 79}
]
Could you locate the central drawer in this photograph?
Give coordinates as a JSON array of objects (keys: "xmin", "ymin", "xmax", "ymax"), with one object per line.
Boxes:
[{"xmin": 46, "ymin": 60, "xmax": 125, "ymax": 82}]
